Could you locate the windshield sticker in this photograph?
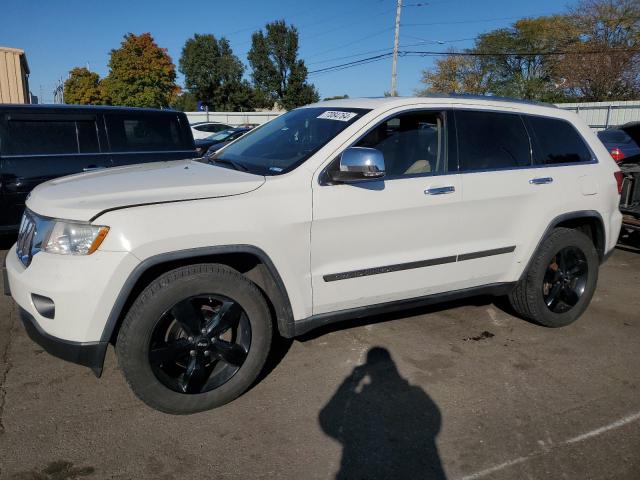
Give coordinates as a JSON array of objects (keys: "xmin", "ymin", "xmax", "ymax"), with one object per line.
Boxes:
[
  {"xmin": 317, "ymin": 111, "xmax": 358, "ymax": 122},
  {"xmin": 269, "ymin": 166, "xmax": 283, "ymax": 172}
]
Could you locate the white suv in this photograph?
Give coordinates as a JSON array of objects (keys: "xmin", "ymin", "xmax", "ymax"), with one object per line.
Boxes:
[{"xmin": 4, "ymin": 96, "xmax": 623, "ymax": 414}]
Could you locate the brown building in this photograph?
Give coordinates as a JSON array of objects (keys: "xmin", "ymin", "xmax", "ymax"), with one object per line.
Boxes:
[{"xmin": 0, "ymin": 46, "xmax": 31, "ymax": 104}]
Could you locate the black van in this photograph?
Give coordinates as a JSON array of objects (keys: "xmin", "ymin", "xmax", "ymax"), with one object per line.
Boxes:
[{"xmin": 0, "ymin": 105, "xmax": 196, "ymax": 232}]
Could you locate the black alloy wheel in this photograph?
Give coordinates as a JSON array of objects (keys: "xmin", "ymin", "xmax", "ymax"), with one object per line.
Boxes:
[
  {"xmin": 149, "ymin": 295, "xmax": 251, "ymax": 394},
  {"xmin": 542, "ymin": 246, "xmax": 589, "ymax": 314}
]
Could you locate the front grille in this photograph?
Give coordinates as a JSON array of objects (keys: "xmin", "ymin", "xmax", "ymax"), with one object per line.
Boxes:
[
  {"xmin": 16, "ymin": 212, "xmax": 37, "ymax": 267},
  {"xmin": 16, "ymin": 210, "xmax": 51, "ymax": 268}
]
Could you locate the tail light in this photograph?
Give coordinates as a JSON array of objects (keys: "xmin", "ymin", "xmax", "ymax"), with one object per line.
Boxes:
[
  {"xmin": 610, "ymin": 147, "xmax": 625, "ymax": 162},
  {"xmin": 614, "ymin": 171, "xmax": 624, "ymax": 194}
]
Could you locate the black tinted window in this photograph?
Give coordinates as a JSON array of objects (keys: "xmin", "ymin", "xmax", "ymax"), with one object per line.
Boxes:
[
  {"xmin": 355, "ymin": 111, "xmax": 447, "ymax": 176},
  {"xmin": 456, "ymin": 110, "xmax": 531, "ymax": 171},
  {"xmin": 5, "ymin": 120, "xmax": 78, "ymax": 155},
  {"xmin": 106, "ymin": 114, "xmax": 184, "ymax": 152},
  {"xmin": 527, "ymin": 116, "xmax": 592, "ymax": 164},
  {"xmin": 76, "ymin": 120, "xmax": 100, "ymax": 153}
]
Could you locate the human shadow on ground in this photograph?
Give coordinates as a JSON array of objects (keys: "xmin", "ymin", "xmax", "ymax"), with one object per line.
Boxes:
[{"xmin": 319, "ymin": 346, "xmax": 447, "ymax": 480}]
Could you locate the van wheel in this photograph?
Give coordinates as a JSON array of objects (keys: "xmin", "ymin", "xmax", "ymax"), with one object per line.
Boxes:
[
  {"xmin": 116, "ymin": 264, "xmax": 272, "ymax": 414},
  {"xmin": 509, "ymin": 227, "xmax": 599, "ymax": 328}
]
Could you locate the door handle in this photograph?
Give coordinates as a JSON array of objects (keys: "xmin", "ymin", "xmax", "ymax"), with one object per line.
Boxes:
[
  {"xmin": 529, "ymin": 177, "xmax": 553, "ymax": 185},
  {"xmin": 424, "ymin": 186, "xmax": 455, "ymax": 195}
]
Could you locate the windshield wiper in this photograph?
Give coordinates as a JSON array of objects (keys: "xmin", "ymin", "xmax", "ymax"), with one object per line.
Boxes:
[{"xmin": 208, "ymin": 158, "xmax": 248, "ymax": 172}]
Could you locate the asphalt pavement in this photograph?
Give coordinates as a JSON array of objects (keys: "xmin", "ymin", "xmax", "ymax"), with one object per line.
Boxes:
[{"xmin": 1, "ymin": 244, "xmax": 639, "ymax": 479}]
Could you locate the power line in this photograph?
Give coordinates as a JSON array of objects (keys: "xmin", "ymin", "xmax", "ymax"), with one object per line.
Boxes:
[
  {"xmin": 308, "ymin": 47, "xmax": 640, "ymax": 76},
  {"xmin": 402, "ymin": 13, "xmax": 559, "ymax": 27}
]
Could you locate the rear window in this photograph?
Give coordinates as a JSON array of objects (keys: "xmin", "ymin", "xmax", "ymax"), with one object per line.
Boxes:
[
  {"xmin": 106, "ymin": 114, "xmax": 185, "ymax": 152},
  {"xmin": 598, "ymin": 129, "xmax": 639, "ymax": 147},
  {"xmin": 4, "ymin": 119, "xmax": 99, "ymax": 155},
  {"xmin": 527, "ymin": 116, "xmax": 592, "ymax": 165},
  {"xmin": 456, "ymin": 110, "xmax": 531, "ymax": 171}
]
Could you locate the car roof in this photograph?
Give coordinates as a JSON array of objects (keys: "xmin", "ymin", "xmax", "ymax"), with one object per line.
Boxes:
[
  {"xmin": 0, "ymin": 103, "xmax": 179, "ymax": 114},
  {"xmin": 304, "ymin": 94, "xmax": 560, "ymax": 115},
  {"xmin": 190, "ymin": 121, "xmax": 228, "ymax": 126}
]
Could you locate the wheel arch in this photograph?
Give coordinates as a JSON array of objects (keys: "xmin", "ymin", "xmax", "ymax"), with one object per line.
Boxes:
[
  {"xmin": 101, "ymin": 245, "xmax": 295, "ymax": 345},
  {"xmin": 521, "ymin": 210, "xmax": 607, "ymax": 282}
]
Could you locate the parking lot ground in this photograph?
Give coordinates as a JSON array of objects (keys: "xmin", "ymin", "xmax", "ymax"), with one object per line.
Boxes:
[{"xmin": 1, "ymin": 246, "xmax": 639, "ymax": 480}]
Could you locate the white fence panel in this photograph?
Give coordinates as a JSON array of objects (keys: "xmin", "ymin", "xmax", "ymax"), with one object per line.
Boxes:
[
  {"xmin": 185, "ymin": 111, "xmax": 283, "ymax": 126},
  {"xmin": 555, "ymin": 100, "xmax": 640, "ymax": 130}
]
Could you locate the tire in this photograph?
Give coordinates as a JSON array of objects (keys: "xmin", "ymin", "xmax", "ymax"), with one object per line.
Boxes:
[
  {"xmin": 116, "ymin": 263, "xmax": 272, "ymax": 414},
  {"xmin": 509, "ymin": 227, "xmax": 599, "ymax": 328}
]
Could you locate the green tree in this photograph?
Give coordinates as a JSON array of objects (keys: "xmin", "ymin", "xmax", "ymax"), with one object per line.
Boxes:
[
  {"xmin": 179, "ymin": 34, "xmax": 254, "ymax": 111},
  {"xmin": 171, "ymin": 91, "xmax": 198, "ymax": 111},
  {"xmin": 248, "ymin": 20, "xmax": 319, "ymax": 109},
  {"xmin": 103, "ymin": 33, "xmax": 178, "ymax": 108},
  {"xmin": 417, "ymin": 15, "xmax": 579, "ymax": 102},
  {"xmin": 64, "ymin": 67, "xmax": 106, "ymax": 105}
]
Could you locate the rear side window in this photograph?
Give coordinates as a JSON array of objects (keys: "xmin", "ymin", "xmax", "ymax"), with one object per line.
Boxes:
[
  {"xmin": 3, "ymin": 118, "xmax": 100, "ymax": 156},
  {"xmin": 5, "ymin": 120, "xmax": 78, "ymax": 155},
  {"xmin": 106, "ymin": 114, "xmax": 184, "ymax": 152},
  {"xmin": 456, "ymin": 110, "xmax": 531, "ymax": 171},
  {"xmin": 526, "ymin": 116, "xmax": 592, "ymax": 165}
]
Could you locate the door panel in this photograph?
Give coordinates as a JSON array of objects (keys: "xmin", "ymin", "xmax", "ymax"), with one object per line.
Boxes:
[{"xmin": 311, "ymin": 175, "xmax": 465, "ymax": 314}]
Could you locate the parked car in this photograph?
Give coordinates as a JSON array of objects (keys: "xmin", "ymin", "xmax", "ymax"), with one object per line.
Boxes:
[
  {"xmin": 195, "ymin": 127, "xmax": 253, "ymax": 157},
  {"xmin": 190, "ymin": 121, "xmax": 233, "ymax": 140},
  {"xmin": 597, "ymin": 126, "xmax": 640, "ymax": 162},
  {"xmin": 4, "ymin": 96, "xmax": 622, "ymax": 414},
  {"xmin": 0, "ymin": 105, "xmax": 196, "ymax": 233},
  {"xmin": 611, "ymin": 123, "xmax": 640, "ymax": 237}
]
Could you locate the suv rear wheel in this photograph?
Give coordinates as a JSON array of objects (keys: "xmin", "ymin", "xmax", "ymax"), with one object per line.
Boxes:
[
  {"xmin": 116, "ymin": 264, "xmax": 272, "ymax": 414},
  {"xmin": 509, "ymin": 227, "xmax": 599, "ymax": 327}
]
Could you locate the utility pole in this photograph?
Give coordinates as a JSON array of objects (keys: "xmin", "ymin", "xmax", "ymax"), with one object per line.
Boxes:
[{"xmin": 390, "ymin": 0, "xmax": 403, "ymax": 97}]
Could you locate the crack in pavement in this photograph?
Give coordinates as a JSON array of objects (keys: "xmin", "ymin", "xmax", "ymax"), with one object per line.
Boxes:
[{"xmin": 0, "ymin": 304, "xmax": 16, "ymax": 436}]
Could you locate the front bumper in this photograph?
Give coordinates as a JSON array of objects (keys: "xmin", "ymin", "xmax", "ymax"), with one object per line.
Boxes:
[{"xmin": 19, "ymin": 307, "xmax": 108, "ymax": 377}]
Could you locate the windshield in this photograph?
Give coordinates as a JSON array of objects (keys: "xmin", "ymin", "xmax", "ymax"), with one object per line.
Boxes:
[
  {"xmin": 206, "ymin": 130, "xmax": 235, "ymax": 142},
  {"xmin": 212, "ymin": 107, "xmax": 369, "ymax": 175}
]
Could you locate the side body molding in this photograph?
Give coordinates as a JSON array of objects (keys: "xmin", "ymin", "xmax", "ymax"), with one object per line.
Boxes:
[{"xmin": 100, "ymin": 245, "xmax": 296, "ymax": 343}]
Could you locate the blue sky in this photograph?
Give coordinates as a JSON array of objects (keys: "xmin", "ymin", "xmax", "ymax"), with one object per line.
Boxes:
[{"xmin": 2, "ymin": 0, "xmax": 569, "ymax": 104}]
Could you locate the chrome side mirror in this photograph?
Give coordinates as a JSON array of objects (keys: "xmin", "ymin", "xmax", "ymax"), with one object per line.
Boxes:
[{"xmin": 329, "ymin": 147, "xmax": 386, "ymax": 183}]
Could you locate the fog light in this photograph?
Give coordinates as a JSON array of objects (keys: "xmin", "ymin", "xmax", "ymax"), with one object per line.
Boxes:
[{"xmin": 32, "ymin": 293, "xmax": 55, "ymax": 319}]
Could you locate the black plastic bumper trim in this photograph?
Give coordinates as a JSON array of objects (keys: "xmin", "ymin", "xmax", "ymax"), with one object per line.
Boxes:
[{"xmin": 19, "ymin": 308, "xmax": 108, "ymax": 377}]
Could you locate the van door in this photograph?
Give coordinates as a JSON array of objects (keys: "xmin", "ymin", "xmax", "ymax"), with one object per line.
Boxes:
[
  {"xmin": 0, "ymin": 114, "xmax": 110, "ymax": 229},
  {"xmin": 105, "ymin": 112, "xmax": 196, "ymax": 167}
]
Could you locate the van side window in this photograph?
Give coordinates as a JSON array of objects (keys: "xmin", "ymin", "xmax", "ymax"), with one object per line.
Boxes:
[
  {"xmin": 355, "ymin": 111, "xmax": 447, "ymax": 177},
  {"xmin": 526, "ymin": 116, "xmax": 592, "ymax": 165},
  {"xmin": 456, "ymin": 110, "xmax": 531, "ymax": 171},
  {"xmin": 76, "ymin": 120, "xmax": 100, "ymax": 153},
  {"xmin": 106, "ymin": 114, "xmax": 183, "ymax": 152},
  {"xmin": 5, "ymin": 120, "xmax": 78, "ymax": 155}
]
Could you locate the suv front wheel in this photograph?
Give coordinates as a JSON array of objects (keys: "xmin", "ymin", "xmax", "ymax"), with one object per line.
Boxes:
[
  {"xmin": 116, "ymin": 264, "xmax": 272, "ymax": 414},
  {"xmin": 509, "ymin": 227, "xmax": 599, "ymax": 328}
]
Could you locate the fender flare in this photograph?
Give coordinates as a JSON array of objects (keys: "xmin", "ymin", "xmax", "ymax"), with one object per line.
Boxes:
[
  {"xmin": 520, "ymin": 210, "xmax": 607, "ymax": 281},
  {"xmin": 99, "ymin": 244, "xmax": 295, "ymax": 344}
]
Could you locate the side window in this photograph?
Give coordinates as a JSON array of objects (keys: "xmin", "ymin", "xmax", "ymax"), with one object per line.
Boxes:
[
  {"xmin": 526, "ymin": 116, "xmax": 592, "ymax": 165},
  {"xmin": 355, "ymin": 111, "xmax": 447, "ymax": 177},
  {"xmin": 76, "ymin": 120, "xmax": 100, "ymax": 153},
  {"xmin": 106, "ymin": 114, "xmax": 183, "ymax": 152},
  {"xmin": 456, "ymin": 110, "xmax": 531, "ymax": 171},
  {"xmin": 5, "ymin": 120, "xmax": 78, "ymax": 155}
]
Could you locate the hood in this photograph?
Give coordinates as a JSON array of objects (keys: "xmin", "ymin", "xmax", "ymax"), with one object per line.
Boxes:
[{"xmin": 27, "ymin": 159, "xmax": 265, "ymax": 222}]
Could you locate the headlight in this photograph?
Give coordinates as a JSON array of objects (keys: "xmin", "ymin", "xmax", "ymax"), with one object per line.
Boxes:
[{"xmin": 43, "ymin": 221, "xmax": 110, "ymax": 255}]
